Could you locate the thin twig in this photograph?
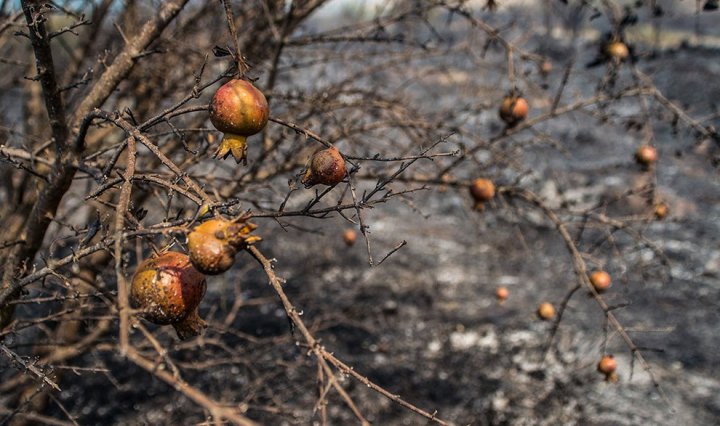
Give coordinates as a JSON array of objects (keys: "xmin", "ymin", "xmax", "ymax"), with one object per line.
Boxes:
[{"xmin": 247, "ymin": 246, "xmax": 449, "ymax": 425}]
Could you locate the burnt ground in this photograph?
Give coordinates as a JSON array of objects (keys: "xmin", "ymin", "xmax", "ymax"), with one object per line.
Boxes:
[
  {"xmin": 4, "ymin": 5, "xmax": 720, "ymax": 426},
  {"xmin": 49, "ymin": 43, "xmax": 720, "ymax": 425}
]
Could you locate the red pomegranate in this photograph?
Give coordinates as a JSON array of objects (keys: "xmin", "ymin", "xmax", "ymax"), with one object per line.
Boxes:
[{"xmin": 209, "ymin": 79, "xmax": 269, "ymax": 164}]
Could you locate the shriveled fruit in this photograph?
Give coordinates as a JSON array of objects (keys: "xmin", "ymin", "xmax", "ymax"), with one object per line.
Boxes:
[
  {"xmin": 589, "ymin": 270, "xmax": 612, "ymax": 292},
  {"xmin": 469, "ymin": 178, "xmax": 495, "ymax": 210},
  {"xmin": 537, "ymin": 302, "xmax": 555, "ymax": 320},
  {"xmin": 301, "ymin": 146, "xmax": 346, "ymax": 187},
  {"xmin": 130, "ymin": 251, "xmax": 207, "ymax": 340},
  {"xmin": 654, "ymin": 201, "xmax": 669, "ymax": 220},
  {"xmin": 597, "ymin": 355, "xmax": 617, "ymax": 374},
  {"xmin": 343, "ymin": 229, "xmax": 357, "ymax": 247},
  {"xmin": 540, "ymin": 60, "xmax": 553, "ymax": 75},
  {"xmin": 495, "ymin": 286, "xmax": 509, "ymax": 302},
  {"xmin": 209, "ymin": 79, "xmax": 269, "ymax": 164},
  {"xmin": 499, "ymin": 96, "xmax": 529, "ymax": 127},
  {"xmin": 635, "ymin": 144, "xmax": 658, "ymax": 168},
  {"xmin": 187, "ymin": 216, "xmax": 260, "ymax": 275},
  {"xmin": 606, "ymin": 41, "xmax": 629, "ymax": 61},
  {"xmin": 597, "ymin": 355, "xmax": 619, "ymax": 382}
]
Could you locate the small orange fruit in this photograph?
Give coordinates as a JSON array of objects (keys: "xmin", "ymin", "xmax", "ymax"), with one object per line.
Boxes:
[
  {"xmin": 635, "ymin": 145, "xmax": 658, "ymax": 168},
  {"xmin": 589, "ymin": 270, "xmax": 612, "ymax": 292},
  {"xmin": 597, "ymin": 355, "xmax": 617, "ymax": 375},
  {"xmin": 499, "ymin": 96, "xmax": 529, "ymax": 127},
  {"xmin": 469, "ymin": 178, "xmax": 495, "ymax": 210},
  {"xmin": 654, "ymin": 202, "xmax": 669, "ymax": 220},
  {"xmin": 495, "ymin": 286, "xmax": 509, "ymax": 302},
  {"xmin": 537, "ymin": 302, "xmax": 555, "ymax": 320},
  {"xmin": 606, "ymin": 41, "xmax": 629, "ymax": 61},
  {"xmin": 342, "ymin": 229, "xmax": 357, "ymax": 247},
  {"xmin": 209, "ymin": 79, "xmax": 269, "ymax": 164}
]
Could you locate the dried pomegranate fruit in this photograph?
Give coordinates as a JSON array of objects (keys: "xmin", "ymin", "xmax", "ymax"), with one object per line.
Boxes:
[
  {"xmin": 495, "ymin": 286, "xmax": 509, "ymax": 302},
  {"xmin": 597, "ymin": 354, "xmax": 619, "ymax": 382},
  {"xmin": 589, "ymin": 270, "xmax": 612, "ymax": 292},
  {"xmin": 597, "ymin": 355, "xmax": 617, "ymax": 374},
  {"xmin": 635, "ymin": 144, "xmax": 658, "ymax": 168},
  {"xmin": 342, "ymin": 229, "xmax": 357, "ymax": 247},
  {"xmin": 499, "ymin": 95, "xmax": 529, "ymax": 127},
  {"xmin": 540, "ymin": 60, "xmax": 553, "ymax": 75},
  {"xmin": 187, "ymin": 216, "xmax": 260, "ymax": 275},
  {"xmin": 130, "ymin": 251, "xmax": 207, "ymax": 340},
  {"xmin": 469, "ymin": 178, "xmax": 495, "ymax": 210},
  {"xmin": 654, "ymin": 201, "xmax": 669, "ymax": 220},
  {"xmin": 209, "ymin": 79, "xmax": 269, "ymax": 164},
  {"xmin": 301, "ymin": 146, "xmax": 347, "ymax": 187},
  {"xmin": 537, "ymin": 302, "xmax": 555, "ymax": 320},
  {"xmin": 605, "ymin": 41, "xmax": 629, "ymax": 61}
]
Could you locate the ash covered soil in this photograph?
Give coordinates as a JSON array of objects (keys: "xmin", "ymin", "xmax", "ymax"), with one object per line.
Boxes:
[{"xmin": 32, "ymin": 8, "xmax": 720, "ymax": 426}]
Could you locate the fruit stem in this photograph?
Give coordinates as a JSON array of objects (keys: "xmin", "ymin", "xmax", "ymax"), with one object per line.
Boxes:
[
  {"xmin": 214, "ymin": 133, "xmax": 248, "ymax": 164},
  {"xmin": 300, "ymin": 168, "xmax": 315, "ymax": 187},
  {"xmin": 172, "ymin": 309, "xmax": 207, "ymax": 340}
]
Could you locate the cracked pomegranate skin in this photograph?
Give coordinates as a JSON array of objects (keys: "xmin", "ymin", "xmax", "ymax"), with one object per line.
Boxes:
[
  {"xmin": 130, "ymin": 252, "xmax": 206, "ymax": 326},
  {"xmin": 188, "ymin": 220, "xmax": 237, "ymax": 275},
  {"xmin": 187, "ymin": 218, "xmax": 261, "ymax": 275},
  {"xmin": 188, "ymin": 234, "xmax": 236, "ymax": 275}
]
